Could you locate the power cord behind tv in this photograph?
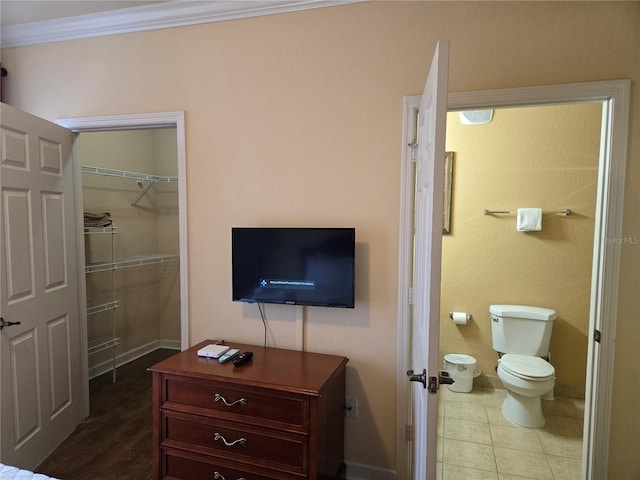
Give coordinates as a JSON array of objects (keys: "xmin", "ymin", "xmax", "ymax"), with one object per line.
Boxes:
[{"xmin": 257, "ymin": 302, "xmax": 268, "ymax": 347}]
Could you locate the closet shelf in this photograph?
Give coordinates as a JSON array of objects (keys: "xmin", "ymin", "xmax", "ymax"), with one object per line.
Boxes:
[
  {"xmin": 82, "ymin": 165, "xmax": 178, "ymax": 207},
  {"xmin": 81, "ymin": 165, "xmax": 178, "ymax": 183},
  {"xmin": 84, "ymin": 226, "xmax": 118, "ymax": 234},
  {"xmin": 88, "ymin": 336, "xmax": 121, "ymax": 355},
  {"xmin": 84, "ymin": 224, "xmax": 119, "ymax": 381},
  {"xmin": 85, "ymin": 254, "xmax": 179, "ymax": 274},
  {"xmin": 87, "ymin": 300, "xmax": 120, "ymax": 316}
]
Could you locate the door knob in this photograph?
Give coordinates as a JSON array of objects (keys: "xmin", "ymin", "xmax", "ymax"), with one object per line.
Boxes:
[
  {"xmin": 439, "ymin": 370, "xmax": 454, "ymax": 385},
  {"xmin": 408, "ymin": 369, "xmax": 455, "ymax": 393},
  {"xmin": 0, "ymin": 318, "xmax": 21, "ymax": 330},
  {"xmin": 407, "ymin": 369, "xmax": 427, "ymax": 388}
]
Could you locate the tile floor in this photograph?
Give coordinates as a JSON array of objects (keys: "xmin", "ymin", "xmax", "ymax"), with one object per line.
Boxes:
[{"xmin": 437, "ymin": 386, "xmax": 585, "ymax": 480}]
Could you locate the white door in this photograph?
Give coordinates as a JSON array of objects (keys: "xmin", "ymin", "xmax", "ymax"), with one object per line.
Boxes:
[
  {"xmin": 1, "ymin": 103, "xmax": 84, "ymax": 469},
  {"xmin": 408, "ymin": 40, "xmax": 449, "ymax": 479}
]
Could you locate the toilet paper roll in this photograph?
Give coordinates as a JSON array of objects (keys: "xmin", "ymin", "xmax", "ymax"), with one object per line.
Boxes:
[{"xmin": 450, "ymin": 312, "xmax": 469, "ymax": 325}]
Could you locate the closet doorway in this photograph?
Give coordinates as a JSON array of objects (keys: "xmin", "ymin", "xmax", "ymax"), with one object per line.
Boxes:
[{"xmin": 58, "ymin": 112, "xmax": 188, "ymax": 399}]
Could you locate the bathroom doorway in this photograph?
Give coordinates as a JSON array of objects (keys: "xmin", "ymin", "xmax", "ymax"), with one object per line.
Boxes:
[
  {"xmin": 435, "ymin": 102, "xmax": 601, "ymax": 479},
  {"xmin": 395, "ymin": 81, "xmax": 630, "ymax": 479}
]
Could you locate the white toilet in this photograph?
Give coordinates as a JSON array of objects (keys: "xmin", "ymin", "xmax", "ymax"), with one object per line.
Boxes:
[{"xmin": 490, "ymin": 304, "xmax": 556, "ymax": 428}]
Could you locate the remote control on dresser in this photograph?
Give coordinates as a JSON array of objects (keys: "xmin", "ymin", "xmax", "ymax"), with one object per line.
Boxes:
[
  {"xmin": 218, "ymin": 349, "xmax": 241, "ymax": 364},
  {"xmin": 232, "ymin": 351, "xmax": 254, "ymax": 367}
]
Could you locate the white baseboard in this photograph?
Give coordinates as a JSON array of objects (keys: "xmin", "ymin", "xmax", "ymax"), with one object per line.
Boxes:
[
  {"xmin": 346, "ymin": 461, "xmax": 396, "ymax": 480},
  {"xmin": 89, "ymin": 339, "xmax": 180, "ymax": 379},
  {"xmin": 158, "ymin": 338, "xmax": 181, "ymax": 351}
]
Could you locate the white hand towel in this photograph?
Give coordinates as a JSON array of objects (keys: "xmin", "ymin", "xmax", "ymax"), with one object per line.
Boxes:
[{"xmin": 517, "ymin": 208, "xmax": 542, "ymax": 231}]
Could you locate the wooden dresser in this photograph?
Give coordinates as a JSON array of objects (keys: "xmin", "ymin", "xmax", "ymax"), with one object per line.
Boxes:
[{"xmin": 149, "ymin": 340, "xmax": 349, "ymax": 480}]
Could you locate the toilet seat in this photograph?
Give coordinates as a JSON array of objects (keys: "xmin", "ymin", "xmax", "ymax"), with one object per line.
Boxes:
[{"xmin": 500, "ymin": 354, "xmax": 554, "ymax": 381}]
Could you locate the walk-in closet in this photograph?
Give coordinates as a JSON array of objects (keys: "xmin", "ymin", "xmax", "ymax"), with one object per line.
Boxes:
[{"xmin": 80, "ymin": 128, "xmax": 181, "ymax": 380}]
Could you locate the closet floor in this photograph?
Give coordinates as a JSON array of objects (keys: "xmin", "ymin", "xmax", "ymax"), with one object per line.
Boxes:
[{"xmin": 37, "ymin": 348, "xmax": 176, "ymax": 480}]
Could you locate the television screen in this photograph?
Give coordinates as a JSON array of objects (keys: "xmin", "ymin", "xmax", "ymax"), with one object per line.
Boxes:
[{"xmin": 232, "ymin": 227, "xmax": 355, "ymax": 308}]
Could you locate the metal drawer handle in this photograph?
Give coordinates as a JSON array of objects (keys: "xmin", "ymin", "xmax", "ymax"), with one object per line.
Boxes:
[
  {"xmin": 214, "ymin": 393, "xmax": 247, "ymax": 408},
  {"xmin": 213, "ymin": 472, "xmax": 246, "ymax": 480},
  {"xmin": 214, "ymin": 432, "xmax": 246, "ymax": 448}
]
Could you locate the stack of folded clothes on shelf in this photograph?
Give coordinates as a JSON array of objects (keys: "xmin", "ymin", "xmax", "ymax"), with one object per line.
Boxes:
[{"xmin": 84, "ymin": 211, "xmax": 112, "ymax": 228}]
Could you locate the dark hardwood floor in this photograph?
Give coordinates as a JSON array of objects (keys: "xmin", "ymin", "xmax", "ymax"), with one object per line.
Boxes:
[{"xmin": 37, "ymin": 349, "xmax": 176, "ymax": 480}]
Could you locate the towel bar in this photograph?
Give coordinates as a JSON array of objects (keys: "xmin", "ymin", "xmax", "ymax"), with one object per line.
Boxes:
[{"xmin": 484, "ymin": 209, "xmax": 571, "ymax": 216}]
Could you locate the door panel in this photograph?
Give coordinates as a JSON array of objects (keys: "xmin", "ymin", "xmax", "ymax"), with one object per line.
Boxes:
[
  {"xmin": 3, "ymin": 189, "xmax": 35, "ymax": 302},
  {"xmin": 410, "ymin": 40, "xmax": 449, "ymax": 479},
  {"xmin": 40, "ymin": 139, "xmax": 63, "ymax": 174},
  {"xmin": 2, "ymin": 127, "xmax": 28, "ymax": 169},
  {"xmin": 11, "ymin": 330, "xmax": 40, "ymax": 448},
  {"xmin": 47, "ymin": 314, "xmax": 72, "ymax": 416},
  {"xmin": 1, "ymin": 103, "xmax": 83, "ymax": 469},
  {"xmin": 42, "ymin": 192, "xmax": 67, "ymax": 291}
]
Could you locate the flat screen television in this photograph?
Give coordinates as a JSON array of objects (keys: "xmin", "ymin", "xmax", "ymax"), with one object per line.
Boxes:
[{"xmin": 232, "ymin": 227, "xmax": 355, "ymax": 308}]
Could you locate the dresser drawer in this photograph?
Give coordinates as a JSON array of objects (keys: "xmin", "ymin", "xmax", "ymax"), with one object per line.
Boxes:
[
  {"xmin": 162, "ymin": 411, "xmax": 308, "ymax": 474},
  {"xmin": 163, "ymin": 375, "xmax": 308, "ymax": 432},
  {"xmin": 162, "ymin": 447, "xmax": 300, "ymax": 480}
]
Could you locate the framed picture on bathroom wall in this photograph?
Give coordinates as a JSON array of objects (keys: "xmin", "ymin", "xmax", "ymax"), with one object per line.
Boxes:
[{"xmin": 443, "ymin": 151, "xmax": 454, "ymax": 234}]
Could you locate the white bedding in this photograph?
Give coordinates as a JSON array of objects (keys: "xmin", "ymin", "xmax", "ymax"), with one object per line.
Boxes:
[{"xmin": 0, "ymin": 463, "xmax": 60, "ymax": 480}]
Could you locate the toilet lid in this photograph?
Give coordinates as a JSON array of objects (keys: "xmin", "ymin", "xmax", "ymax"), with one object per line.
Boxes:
[{"xmin": 500, "ymin": 354, "xmax": 554, "ymax": 379}]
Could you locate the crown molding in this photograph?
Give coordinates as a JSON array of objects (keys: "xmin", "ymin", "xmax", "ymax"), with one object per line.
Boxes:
[{"xmin": 1, "ymin": 0, "xmax": 365, "ymax": 48}]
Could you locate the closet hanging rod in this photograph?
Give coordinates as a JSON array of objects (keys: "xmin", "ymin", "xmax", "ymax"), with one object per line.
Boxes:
[
  {"xmin": 81, "ymin": 165, "xmax": 177, "ymax": 183},
  {"xmin": 484, "ymin": 209, "xmax": 572, "ymax": 216}
]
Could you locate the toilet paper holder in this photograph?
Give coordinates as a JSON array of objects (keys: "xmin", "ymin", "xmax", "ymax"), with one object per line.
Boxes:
[{"xmin": 449, "ymin": 312, "xmax": 472, "ymax": 322}]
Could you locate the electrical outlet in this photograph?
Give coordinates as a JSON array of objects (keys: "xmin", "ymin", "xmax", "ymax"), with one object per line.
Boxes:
[{"xmin": 345, "ymin": 397, "xmax": 358, "ymax": 418}]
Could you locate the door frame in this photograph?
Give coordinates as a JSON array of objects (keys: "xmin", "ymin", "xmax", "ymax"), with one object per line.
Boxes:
[
  {"xmin": 56, "ymin": 112, "xmax": 189, "ymax": 417},
  {"xmin": 396, "ymin": 80, "xmax": 630, "ymax": 479}
]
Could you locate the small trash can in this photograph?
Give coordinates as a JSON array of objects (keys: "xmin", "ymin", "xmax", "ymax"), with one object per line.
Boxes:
[{"xmin": 443, "ymin": 353, "xmax": 480, "ymax": 393}]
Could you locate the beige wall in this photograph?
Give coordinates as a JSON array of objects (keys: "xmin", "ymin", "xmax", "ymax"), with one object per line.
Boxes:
[
  {"xmin": 441, "ymin": 104, "xmax": 601, "ymax": 395},
  {"xmin": 1, "ymin": 1, "xmax": 638, "ymax": 476}
]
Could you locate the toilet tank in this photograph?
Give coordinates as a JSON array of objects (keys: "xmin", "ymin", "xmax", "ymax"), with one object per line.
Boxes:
[{"xmin": 490, "ymin": 305, "xmax": 556, "ymax": 356}]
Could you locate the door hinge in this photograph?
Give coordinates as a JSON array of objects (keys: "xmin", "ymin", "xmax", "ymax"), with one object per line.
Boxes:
[
  {"xmin": 405, "ymin": 424, "xmax": 413, "ymax": 441},
  {"xmin": 408, "ymin": 286, "xmax": 414, "ymax": 305},
  {"xmin": 408, "ymin": 142, "xmax": 418, "ymax": 162},
  {"xmin": 594, "ymin": 329, "xmax": 601, "ymax": 343}
]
